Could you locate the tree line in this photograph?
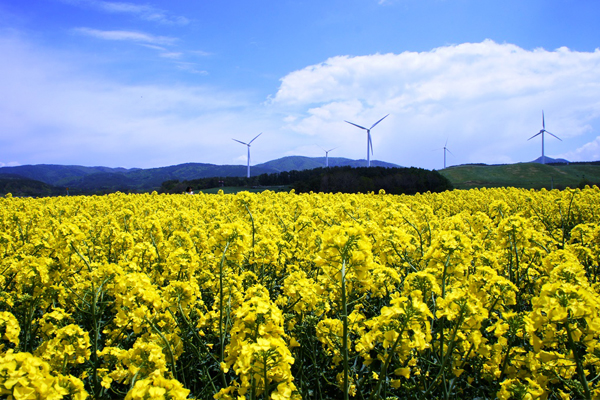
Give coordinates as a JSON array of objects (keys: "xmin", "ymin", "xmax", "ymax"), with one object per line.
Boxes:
[{"xmin": 160, "ymin": 166, "xmax": 454, "ymax": 195}]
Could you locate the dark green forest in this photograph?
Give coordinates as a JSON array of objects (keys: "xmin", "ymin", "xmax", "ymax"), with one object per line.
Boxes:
[
  {"xmin": 161, "ymin": 166, "xmax": 453, "ymax": 195},
  {"xmin": 0, "ymin": 174, "xmax": 66, "ymax": 197}
]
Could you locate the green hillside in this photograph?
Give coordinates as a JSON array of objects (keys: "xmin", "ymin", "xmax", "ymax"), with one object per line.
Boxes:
[
  {"xmin": 0, "ymin": 174, "xmax": 65, "ymax": 197},
  {"xmin": 439, "ymin": 162, "xmax": 600, "ymax": 190}
]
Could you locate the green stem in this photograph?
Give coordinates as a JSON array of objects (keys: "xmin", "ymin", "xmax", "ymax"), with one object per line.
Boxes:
[
  {"xmin": 219, "ymin": 241, "xmax": 231, "ymax": 388},
  {"xmin": 370, "ymin": 325, "xmax": 406, "ymax": 400},
  {"xmin": 90, "ymin": 282, "xmax": 100, "ymax": 396},
  {"xmin": 509, "ymin": 226, "xmax": 518, "ymax": 283},
  {"xmin": 498, "ymin": 344, "xmax": 512, "ymax": 381},
  {"xmin": 561, "ymin": 191, "xmax": 577, "ymax": 247},
  {"xmin": 440, "ymin": 252, "xmax": 452, "ymax": 299},
  {"xmin": 70, "ymin": 243, "xmax": 93, "ymax": 273},
  {"xmin": 146, "ymin": 317, "xmax": 177, "ymax": 379},
  {"xmin": 204, "ymin": 365, "xmax": 218, "ymax": 393},
  {"xmin": 174, "ymin": 302, "xmax": 219, "ymax": 364},
  {"xmin": 264, "ymin": 353, "xmax": 269, "ymax": 400},
  {"xmin": 424, "ymin": 307, "xmax": 466, "ymax": 397},
  {"xmin": 341, "ymin": 258, "xmax": 349, "ymax": 400},
  {"xmin": 251, "ymin": 365, "xmax": 257, "ymax": 400},
  {"xmin": 62, "ymin": 353, "xmax": 69, "ymax": 374},
  {"xmin": 436, "ymin": 252, "xmax": 453, "ymax": 377},
  {"xmin": 149, "ymin": 231, "xmax": 163, "ymax": 264},
  {"xmin": 401, "ymin": 217, "xmax": 425, "ymax": 258},
  {"xmin": 565, "ymin": 322, "xmax": 591, "ymax": 400},
  {"xmin": 243, "ymin": 203, "xmax": 255, "ymax": 249}
]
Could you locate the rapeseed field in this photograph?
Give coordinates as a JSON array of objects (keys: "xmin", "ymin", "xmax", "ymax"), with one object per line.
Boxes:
[{"xmin": 1, "ymin": 187, "xmax": 600, "ymax": 399}]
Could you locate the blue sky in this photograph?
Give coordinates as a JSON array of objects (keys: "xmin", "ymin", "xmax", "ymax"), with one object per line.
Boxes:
[{"xmin": 1, "ymin": 0, "xmax": 599, "ymax": 170}]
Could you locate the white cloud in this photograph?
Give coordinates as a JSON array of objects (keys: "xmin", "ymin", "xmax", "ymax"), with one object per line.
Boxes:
[
  {"xmin": 74, "ymin": 27, "xmax": 177, "ymax": 45},
  {"xmin": 272, "ymin": 40, "xmax": 600, "ymax": 168},
  {"xmin": 273, "ymin": 41, "xmax": 600, "ymax": 107},
  {"xmin": 559, "ymin": 136, "xmax": 600, "ymax": 162}
]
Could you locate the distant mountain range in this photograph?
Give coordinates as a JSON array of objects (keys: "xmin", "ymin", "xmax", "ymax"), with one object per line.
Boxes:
[
  {"xmin": 0, "ymin": 156, "xmax": 401, "ymax": 194},
  {"xmin": 2, "ymin": 154, "xmax": 586, "ymax": 197}
]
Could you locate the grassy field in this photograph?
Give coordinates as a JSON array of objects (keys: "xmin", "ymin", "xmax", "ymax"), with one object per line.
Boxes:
[{"xmin": 439, "ymin": 162, "xmax": 600, "ymax": 190}]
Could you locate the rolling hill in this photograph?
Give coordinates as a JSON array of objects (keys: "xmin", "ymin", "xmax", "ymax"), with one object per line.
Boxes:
[
  {"xmin": 0, "ymin": 173, "xmax": 64, "ymax": 197},
  {"xmin": 3, "ymin": 157, "xmax": 599, "ymax": 196},
  {"xmin": 439, "ymin": 162, "xmax": 600, "ymax": 190},
  {"xmin": 0, "ymin": 156, "xmax": 401, "ymax": 194}
]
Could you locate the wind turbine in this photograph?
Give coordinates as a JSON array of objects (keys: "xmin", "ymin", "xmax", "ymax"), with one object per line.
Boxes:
[
  {"xmin": 345, "ymin": 114, "xmax": 389, "ymax": 167},
  {"xmin": 232, "ymin": 133, "xmax": 262, "ymax": 178},
  {"xmin": 528, "ymin": 111, "xmax": 561, "ymax": 164},
  {"xmin": 442, "ymin": 139, "xmax": 454, "ymax": 169},
  {"xmin": 320, "ymin": 146, "xmax": 338, "ymax": 167}
]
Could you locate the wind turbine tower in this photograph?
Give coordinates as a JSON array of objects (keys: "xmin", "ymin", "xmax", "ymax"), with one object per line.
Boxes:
[
  {"xmin": 442, "ymin": 139, "xmax": 454, "ymax": 169},
  {"xmin": 528, "ymin": 111, "xmax": 561, "ymax": 164},
  {"xmin": 321, "ymin": 146, "xmax": 338, "ymax": 167},
  {"xmin": 232, "ymin": 133, "xmax": 262, "ymax": 178},
  {"xmin": 345, "ymin": 114, "xmax": 389, "ymax": 167}
]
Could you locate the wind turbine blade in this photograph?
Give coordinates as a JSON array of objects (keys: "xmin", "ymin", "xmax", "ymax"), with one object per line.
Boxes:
[
  {"xmin": 248, "ymin": 132, "xmax": 262, "ymax": 144},
  {"xmin": 368, "ymin": 132, "xmax": 373, "ymax": 155},
  {"xmin": 546, "ymin": 131, "xmax": 562, "ymax": 141},
  {"xmin": 542, "ymin": 111, "xmax": 545, "ymax": 130},
  {"xmin": 327, "ymin": 147, "xmax": 338, "ymax": 152},
  {"xmin": 447, "ymin": 148, "xmax": 454, "ymax": 156},
  {"xmin": 370, "ymin": 114, "xmax": 389, "ymax": 129},
  {"xmin": 445, "ymin": 138, "xmax": 448, "ymax": 147},
  {"xmin": 345, "ymin": 121, "xmax": 368, "ymax": 130},
  {"xmin": 528, "ymin": 132, "xmax": 542, "ymax": 141},
  {"xmin": 232, "ymin": 139, "xmax": 248, "ymax": 145}
]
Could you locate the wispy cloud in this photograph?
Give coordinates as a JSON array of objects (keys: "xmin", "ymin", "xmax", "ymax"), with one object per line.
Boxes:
[
  {"xmin": 73, "ymin": 27, "xmax": 177, "ymax": 45},
  {"xmin": 160, "ymin": 52, "xmax": 183, "ymax": 59},
  {"xmin": 0, "ymin": 34, "xmax": 259, "ymax": 168},
  {"xmin": 61, "ymin": 0, "xmax": 190, "ymax": 25},
  {"xmin": 175, "ymin": 62, "xmax": 208, "ymax": 75},
  {"xmin": 139, "ymin": 43, "xmax": 167, "ymax": 51},
  {"xmin": 190, "ymin": 50, "xmax": 213, "ymax": 57},
  {"xmin": 73, "ymin": 28, "xmax": 211, "ymax": 75}
]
